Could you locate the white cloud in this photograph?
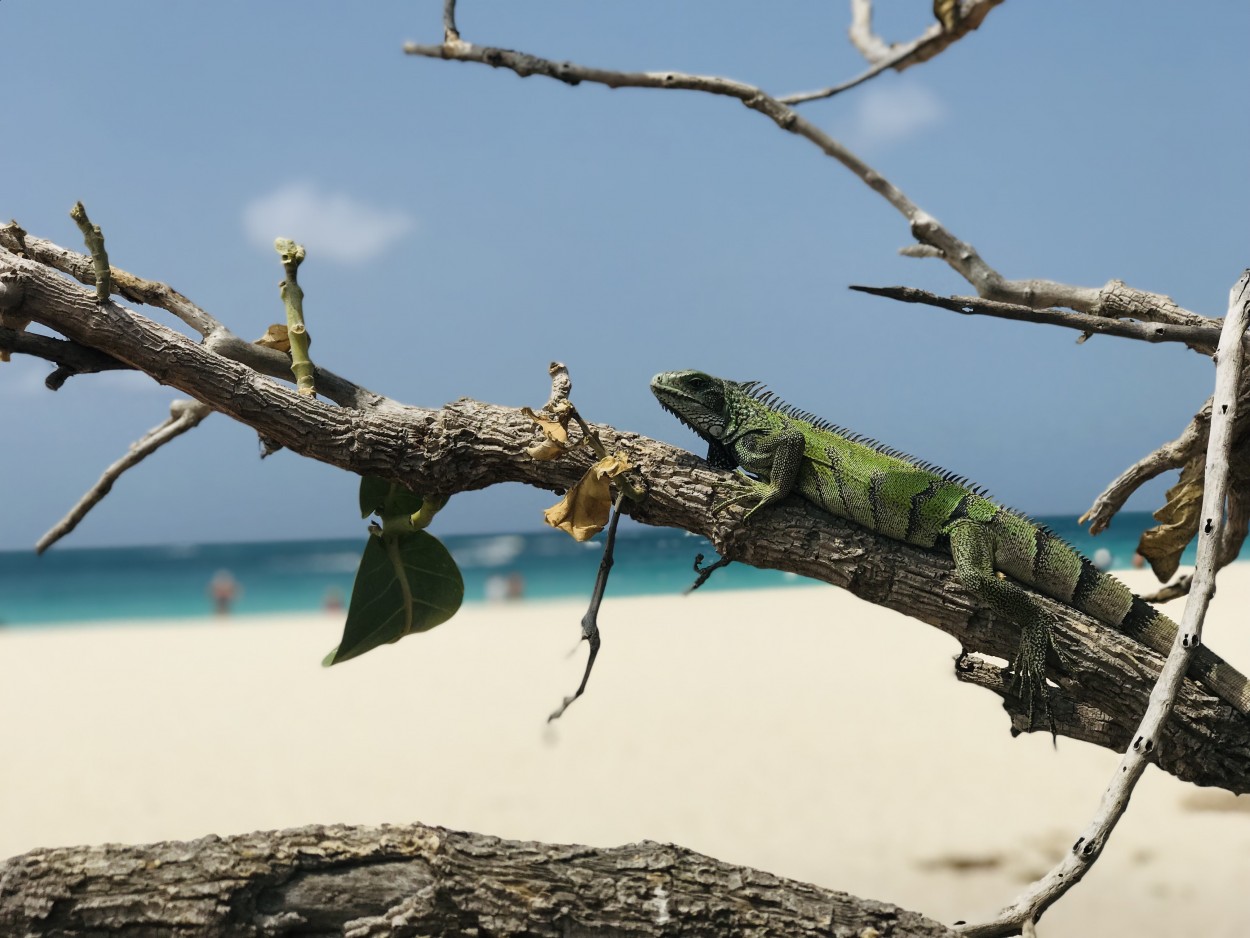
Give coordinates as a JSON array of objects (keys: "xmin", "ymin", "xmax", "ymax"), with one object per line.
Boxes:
[
  {"xmin": 840, "ymin": 83, "xmax": 946, "ymax": 150},
  {"xmin": 242, "ymin": 182, "xmax": 415, "ymax": 265}
]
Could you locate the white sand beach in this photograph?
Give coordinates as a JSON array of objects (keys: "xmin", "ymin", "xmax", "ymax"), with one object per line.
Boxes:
[{"xmin": 3, "ymin": 568, "xmax": 1250, "ymax": 936}]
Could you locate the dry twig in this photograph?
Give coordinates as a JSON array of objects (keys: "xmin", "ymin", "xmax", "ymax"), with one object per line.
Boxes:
[
  {"xmin": 35, "ymin": 399, "xmax": 213, "ymax": 554},
  {"xmin": 780, "ymin": 0, "xmax": 1007, "ymax": 105},
  {"xmin": 851, "ymin": 285, "xmax": 1220, "ymax": 351}
]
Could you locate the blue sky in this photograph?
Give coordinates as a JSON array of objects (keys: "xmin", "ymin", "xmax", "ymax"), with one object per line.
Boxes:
[{"xmin": 1, "ymin": 1, "xmax": 1246, "ymax": 550}]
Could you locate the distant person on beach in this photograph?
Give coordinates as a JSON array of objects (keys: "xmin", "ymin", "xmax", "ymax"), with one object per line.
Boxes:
[
  {"xmin": 208, "ymin": 569, "xmax": 239, "ymax": 616},
  {"xmin": 485, "ymin": 572, "xmax": 526, "ymax": 602},
  {"xmin": 505, "ymin": 572, "xmax": 525, "ymax": 601},
  {"xmin": 323, "ymin": 587, "xmax": 345, "ymax": 613}
]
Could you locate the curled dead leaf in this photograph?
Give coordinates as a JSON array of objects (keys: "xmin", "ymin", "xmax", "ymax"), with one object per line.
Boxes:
[
  {"xmin": 255, "ymin": 323, "xmax": 291, "ymax": 352},
  {"xmin": 543, "ymin": 453, "xmax": 632, "ymax": 541},
  {"xmin": 1139, "ymin": 454, "xmax": 1204, "ymax": 581},
  {"xmin": 522, "ymin": 405, "xmax": 573, "ymax": 460},
  {"xmin": 598, "ymin": 452, "xmax": 632, "ymax": 477},
  {"xmin": 526, "ymin": 439, "xmax": 567, "ymax": 461}
]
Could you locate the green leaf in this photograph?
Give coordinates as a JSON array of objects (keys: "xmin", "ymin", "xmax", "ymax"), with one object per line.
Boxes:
[
  {"xmin": 359, "ymin": 475, "xmax": 424, "ymax": 520},
  {"xmin": 324, "ymin": 531, "xmax": 464, "ymax": 666}
]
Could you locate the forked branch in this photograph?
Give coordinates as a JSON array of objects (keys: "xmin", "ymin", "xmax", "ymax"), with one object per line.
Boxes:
[
  {"xmin": 0, "ymin": 221, "xmax": 392, "ymax": 411},
  {"xmin": 403, "ymin": 36, "xmax": 1199, "ymax": 326},
  {"xmin": 780, "ymin": 0, "xmax": 1008, "ymax": 105}
]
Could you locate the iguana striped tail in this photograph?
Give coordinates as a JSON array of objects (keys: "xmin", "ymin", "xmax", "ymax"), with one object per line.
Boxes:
[{"xmin": 991, "ymin": 511, "xmax": 1250, "ymax": 716}]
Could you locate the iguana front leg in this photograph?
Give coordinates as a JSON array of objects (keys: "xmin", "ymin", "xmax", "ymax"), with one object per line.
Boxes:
[
  {"xmin": 714, "ymin": 425, "xmax": 807, "ymax": 520},
  {"xmin": 947, "ymin": 518, "xmax": 1064, "ymax": 736}
]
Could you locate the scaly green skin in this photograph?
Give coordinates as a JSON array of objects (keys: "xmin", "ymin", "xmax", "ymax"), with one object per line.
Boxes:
[{"xmin": 651, "ymin": 369, "xmax": 1250, "ymax": 729}]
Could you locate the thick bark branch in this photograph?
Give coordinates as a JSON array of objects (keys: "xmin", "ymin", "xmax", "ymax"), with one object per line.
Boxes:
[
  {"xmin": 4, "ymin": 241, "xmax": 1250, "ymax": 792},
  {"xmin": 0, "ymin": 822, "xmax": 959, "ymax": 937}
]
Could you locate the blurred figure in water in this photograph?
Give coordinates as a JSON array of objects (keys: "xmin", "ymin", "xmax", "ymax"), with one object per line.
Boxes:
[
  {"xmin": 323, "ymin": 586, "xmax": 345, "ymax": 613},
  {"xmin": 209, "ymin": 569, "xmax": 240, "ymax": 616}
]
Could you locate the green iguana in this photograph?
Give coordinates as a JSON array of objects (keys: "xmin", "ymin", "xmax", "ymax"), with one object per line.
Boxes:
[{"xmin": 650, "ymin": 368, "xmax": 1250, "ymax": 730}]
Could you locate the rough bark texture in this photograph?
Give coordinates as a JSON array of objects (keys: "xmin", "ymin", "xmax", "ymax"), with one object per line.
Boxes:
[
  {"xmin": 0, "ymin": 823, "xmax": 959, "ymax": 937},
  {"xmin": 3, "ymin": 242, "xmax": 1250, "ymax": 792}
]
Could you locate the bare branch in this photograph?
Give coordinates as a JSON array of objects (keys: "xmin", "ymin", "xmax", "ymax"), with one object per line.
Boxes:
[
  {"xmin": 851, "ymin": 284, "xmax": 1220, "ymax": 351},
  {"xmin": 403, "ymin": 38, "xmax": 1196, "ymax": 324},
  {"xmin": 782, "ymin": 0, "xmax": 1007, "ymax": 105},
  {"xmin": 847, "ymin": 0, "xmax": 891, "ymax": 62},
  {"xmin": 0, "ymin": 225, "xmax": 394, "ymax": 411},
  {"xmin": 6, "ymin": 239, "xmax": 1250, "ymax": 792},
  {"xmin": 0, "ymin": 325, "xmax": 130, "ymax": 387},
  {"xmin": 36, "ymin": 399, "xmax": 213, "ymax": 554},
  {"xmin": 963, "ymin": 270, "xmax": 1250, "ymax": 938},
  {"xmin": 899, "ymin": 243, "xmax": 945, "ymax": 258},
  {"xmin": 1080, "ymin": 405, "xmax": 1209, "ymax": 535},
  {"xmin": 0, "ymin": 221, "xmax": 218, "ymax": 336},
  {"xmin": 1094, "ymin": 278, "xmax": 1214, "ymax": 329},
  {"xmin": 442, "ymin": 0, "xmax": 459, "ymax": 42}
]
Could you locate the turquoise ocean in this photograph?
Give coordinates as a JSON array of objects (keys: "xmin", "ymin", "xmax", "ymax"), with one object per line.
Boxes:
[{"xmin": 0, "ymin": 512, "xmax": 1204, "ymax": 626}]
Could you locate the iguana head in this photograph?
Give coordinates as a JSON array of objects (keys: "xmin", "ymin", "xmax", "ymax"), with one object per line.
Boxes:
[{"xmin": 650, "ymin": 370, "xmax": 736, "ymax": 443}]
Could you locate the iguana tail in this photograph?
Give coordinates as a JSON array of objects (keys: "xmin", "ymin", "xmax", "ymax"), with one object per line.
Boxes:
[{"xmin": 991, "ymin": 512, "xmax": 1250, "ymax": 716}]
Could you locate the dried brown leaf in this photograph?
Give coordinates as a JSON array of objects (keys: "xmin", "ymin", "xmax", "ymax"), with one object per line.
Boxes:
[
  {"xmin": 255, "ymin": 323, "xmax": 291, "ymax": 352},
  {"xmin": 1138, "ymin": 454, "xmax": 1204, "ymax": 581},
  {"xmin": 522, "ymin": 405, "xmax": 574, "ymax": 460},
  {"xmin": 525, "ymin": 439, "xmax": 566, "ymax": 461},
  {"xmin": 543, "ymin": 453, "xmax": 632, "ymax": 541}
]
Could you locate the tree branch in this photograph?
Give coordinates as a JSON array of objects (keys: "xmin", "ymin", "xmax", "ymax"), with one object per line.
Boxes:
[
  {"xmin": 0, "ymin": 220, "xmax": 216, "ymax": 336},
  {"xmin": 1080, "ymin": 404, "xmax": 1211, "ymax": 536},
  {"xmin": 779, "ymin": 0, "xmax": 1007, "ymax": 105},
  {"xmin": 0, "ymin": 326, "xmax": 129, "ymax": 387},
  {"xmin": 0, "ymin": 223, "xmax": 393, "ymax": 410},
  {"xmin": 850, "ymin": 284, "xmax": 1221, "ymax": 352},
  {"xmin": 35, "ymin": 399, "xmax": 213, "ymax": 554},
  {"xmin": 0, "ymin": 822, "xmax": 960, "ymax": 937},
  {"xmin": 402, "ymin": 37, "xmax": 1201, "ymax": 325},
  {"xmin": 5, "ymin": 239, "xmax": 1250, "ymax": 792},
  {"xmin": 442, "ymin": 0, "xmax": 460, "ymax": 42}
]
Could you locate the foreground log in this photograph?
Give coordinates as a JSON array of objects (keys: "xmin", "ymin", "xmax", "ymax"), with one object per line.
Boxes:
[{"xmin": 0, "ymin": 822, "xmax": 958, "ymax": 937}]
